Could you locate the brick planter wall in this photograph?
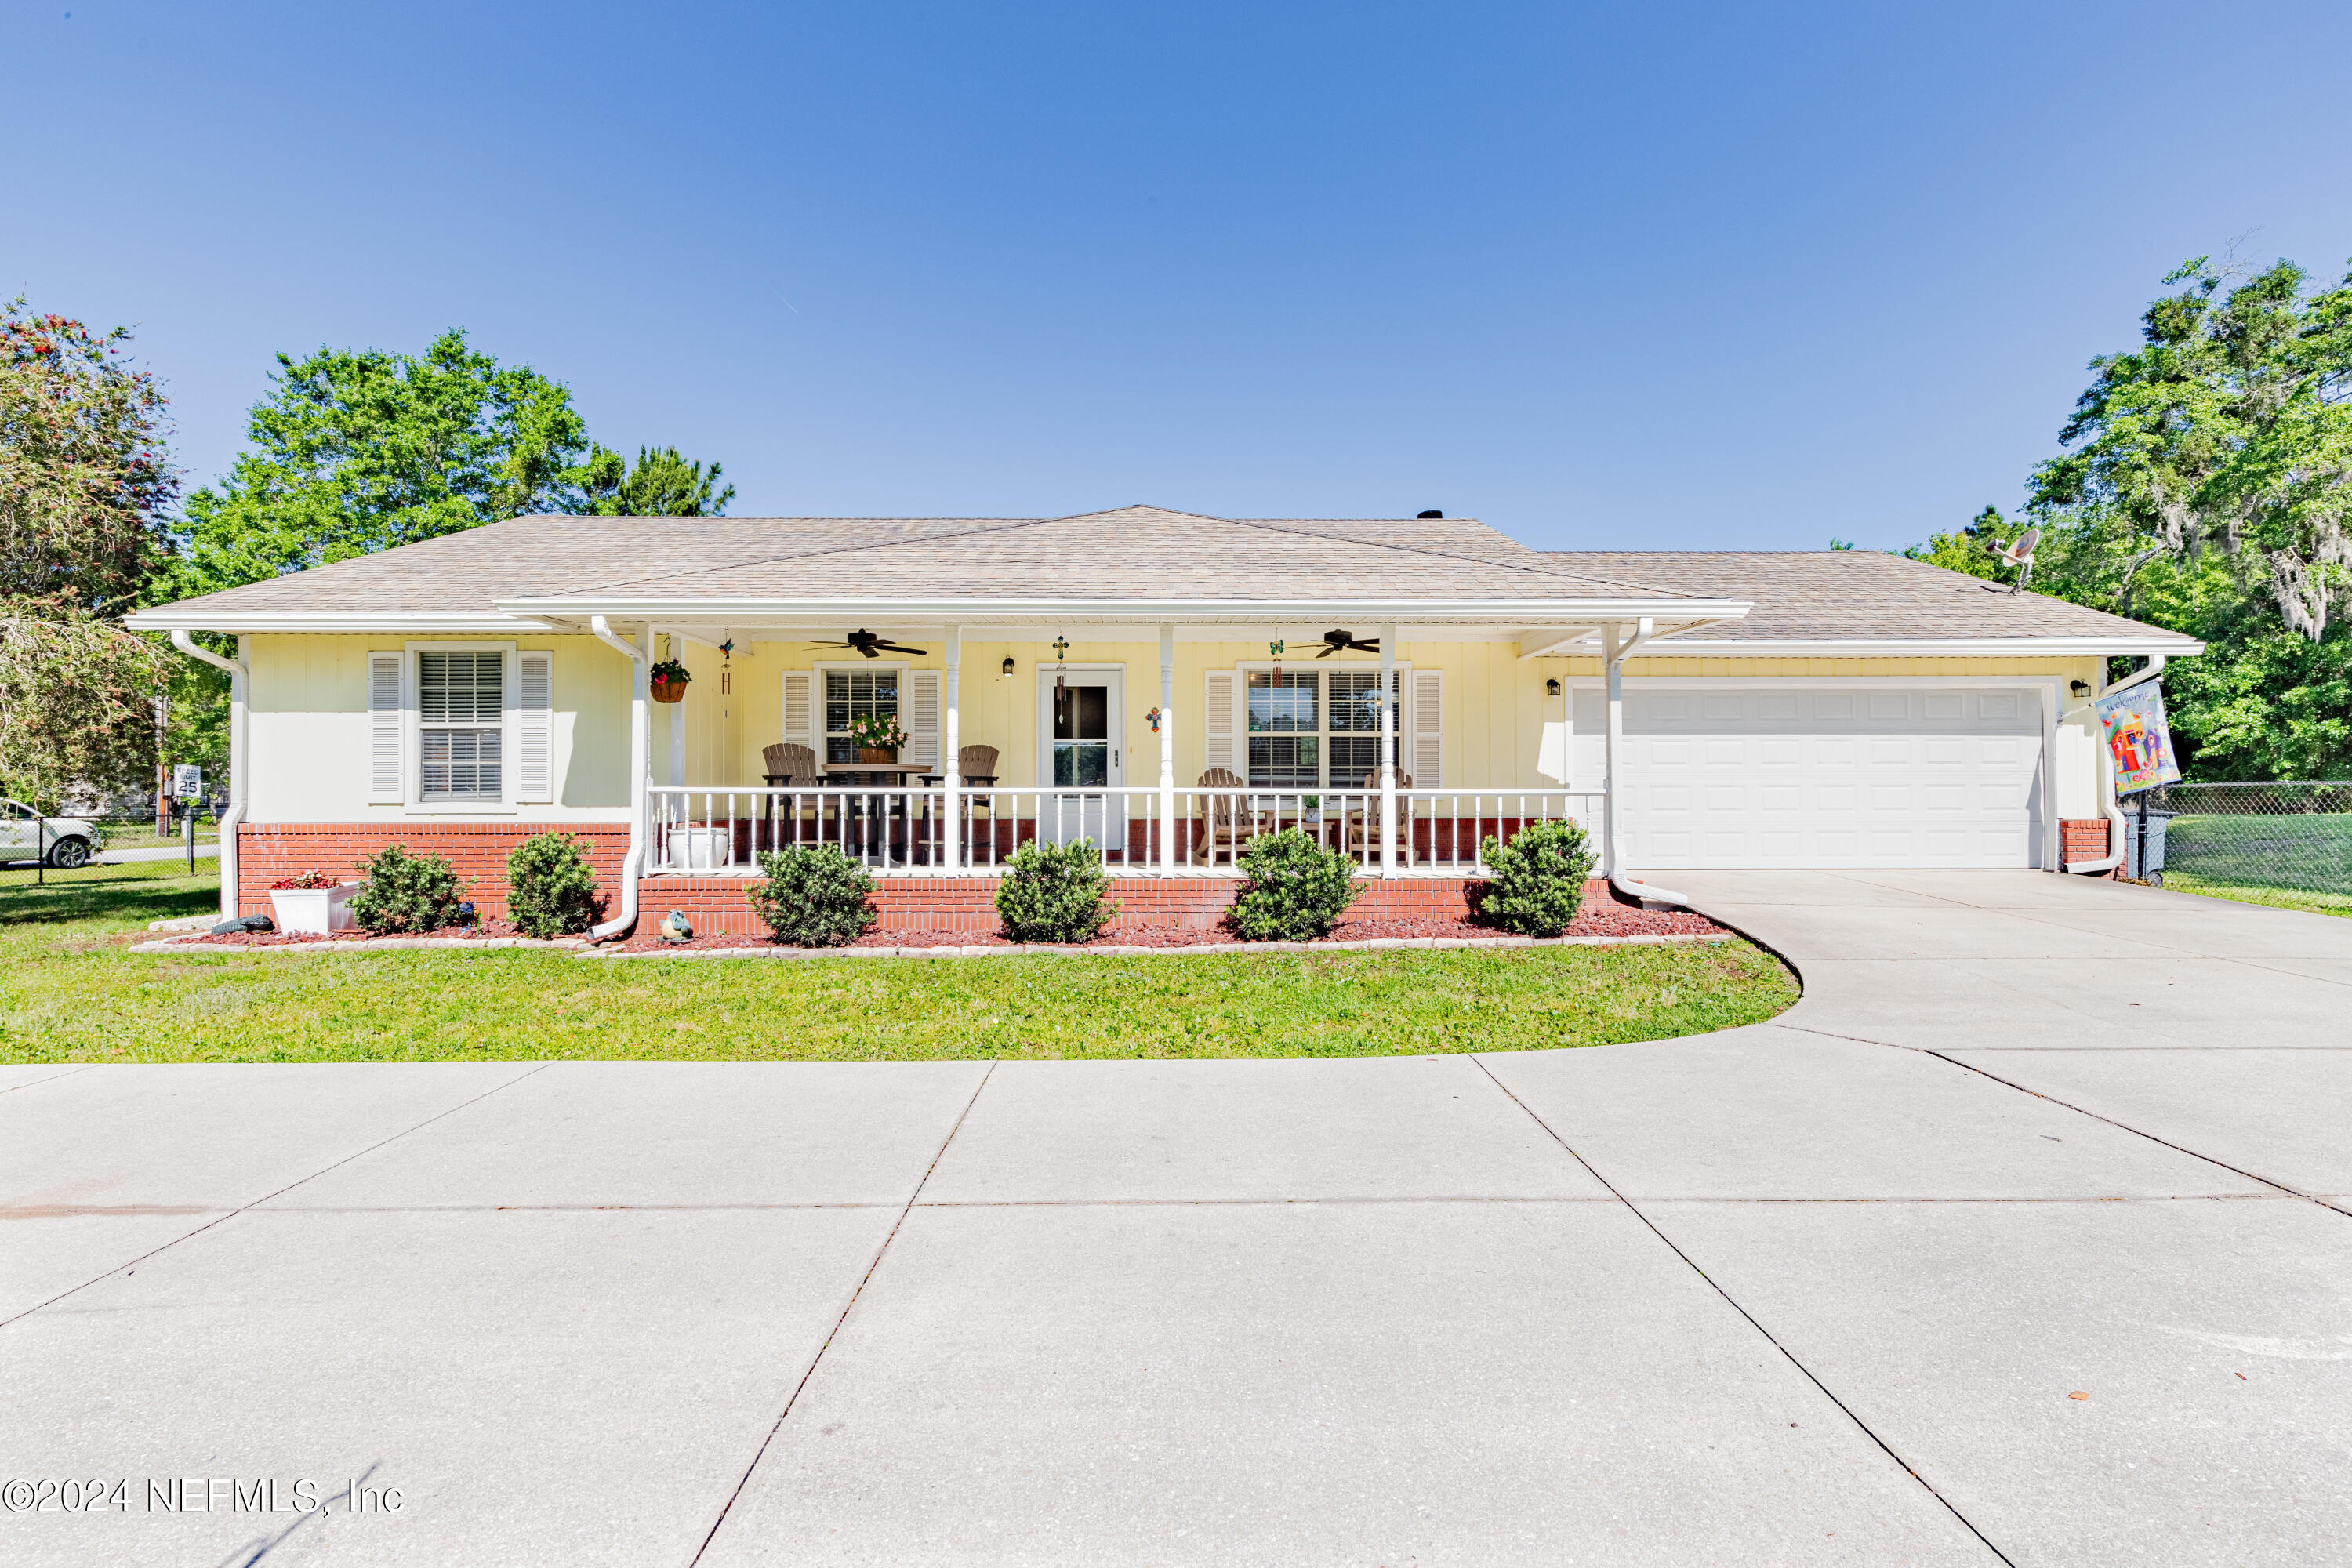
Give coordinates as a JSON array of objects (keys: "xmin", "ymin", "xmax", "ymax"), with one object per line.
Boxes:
[
  {"xmin": 639, "ymin": 874, "xmax": 1615, "ymax": 938},
  {"xmin": 2059, "ymin": 818, "xmax": 2113, "ymax": 874},
  {"xmin": 236, "ymin": 823, "xmax": 631, "ymax": 921}
]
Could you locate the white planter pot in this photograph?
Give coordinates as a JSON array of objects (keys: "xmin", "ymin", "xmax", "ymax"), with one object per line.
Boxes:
[
  {"xmin": 269, "ymin": 883, "xmax": 359, "ymax": 935},
  {"xmin": 667, "ymin": 825, "xmax": 732, "ymax": 870}
]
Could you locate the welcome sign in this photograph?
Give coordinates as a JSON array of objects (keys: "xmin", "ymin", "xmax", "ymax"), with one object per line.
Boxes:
[{"xmin": 2095, "ymin": 683, "xmax": 2181, "ymax": 795}]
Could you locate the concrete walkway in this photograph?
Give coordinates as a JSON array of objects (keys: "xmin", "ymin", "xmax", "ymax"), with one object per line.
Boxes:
[{"xmin": 2, "ymin": 871, "xmax": 2347, "ymax": 1566}]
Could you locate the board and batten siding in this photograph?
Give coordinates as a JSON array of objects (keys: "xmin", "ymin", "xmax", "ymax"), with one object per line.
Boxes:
[
  {"xmin": 234, "ymin": 635, "xmax": 2109, "ymax": 823},
  {"xmin": 242, "ymin": 633, "xmax": 633, "ymax": 822}
]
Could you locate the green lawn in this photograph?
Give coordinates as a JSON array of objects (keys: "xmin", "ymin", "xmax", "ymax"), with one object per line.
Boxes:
[
  {"xmin": 2158, "ymin": 811, "xmax": 2352, "ymax": 920},
  {"xmin": 0, "ymin": 864, "xmax": 1797, "ymax": 1064}
]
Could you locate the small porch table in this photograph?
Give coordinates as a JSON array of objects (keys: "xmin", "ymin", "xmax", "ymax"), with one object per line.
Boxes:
[{"xmin": 819, "ymin": 761, "xmax": 935, "ymax": 866}]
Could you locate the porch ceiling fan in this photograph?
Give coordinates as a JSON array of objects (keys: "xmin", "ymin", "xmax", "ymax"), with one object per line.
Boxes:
[
  {"xmin": 810, "ymin": 628, "xmax": 928, "ymax": 659},
  {"xmin": 1316, "ymin": 628, "xmax": 1380, "ymax": 657}
]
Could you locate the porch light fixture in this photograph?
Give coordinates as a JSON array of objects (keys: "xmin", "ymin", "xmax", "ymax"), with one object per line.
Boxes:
[
  {"xmin": 2070, "ymin": 680, "xmax": 2090, "ymax": 696},
  {"xmin": 1545, "ymin": 678, "xmax": 1562, "ymax": 697},
  {"xmin": 1001, "ymin": 656, "xmax": 1015, "ymax": 679}
]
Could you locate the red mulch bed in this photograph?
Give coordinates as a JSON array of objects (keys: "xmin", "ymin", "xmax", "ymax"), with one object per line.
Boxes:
[{"xmin": 602, "ymin": 895, "xmax": 1730, "ymax": 953}]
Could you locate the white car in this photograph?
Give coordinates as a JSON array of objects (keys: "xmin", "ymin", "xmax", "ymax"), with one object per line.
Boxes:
[{"xmin": 0, "ymin": 799, "xmax": 100, "ymax": 868}]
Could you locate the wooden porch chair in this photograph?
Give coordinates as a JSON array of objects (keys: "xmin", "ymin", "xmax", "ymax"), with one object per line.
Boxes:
[
  {"xmin": 1191, "ymin": 767, "xmax": 1257, "ymax": 866},
  {"xmin": 1344, "ymin": 770, "xmax": 1415, "ymax": 866},
  {"xmin": 761, "ymin": 742, "xmax": 826, "ymax": 848}
]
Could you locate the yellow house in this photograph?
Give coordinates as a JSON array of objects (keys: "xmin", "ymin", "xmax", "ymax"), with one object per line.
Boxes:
[{"xmin": 128, "ymin": 506, "xmax": 2201, "ymax": 933}]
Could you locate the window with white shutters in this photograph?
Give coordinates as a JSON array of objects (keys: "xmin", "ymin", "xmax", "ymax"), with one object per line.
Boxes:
[
  {"xmin": 1236, "ymin": 668, "xmax": 1403, "ymax": 788},
  {"xmin": 419, "ymin": 652, "xmax": 504, "ymax": 800}
]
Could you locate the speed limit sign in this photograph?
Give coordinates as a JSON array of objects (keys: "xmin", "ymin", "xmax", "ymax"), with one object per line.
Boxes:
[{"xmin": 172, "ymin": 764, "xmax": 203, "ymax": 800}]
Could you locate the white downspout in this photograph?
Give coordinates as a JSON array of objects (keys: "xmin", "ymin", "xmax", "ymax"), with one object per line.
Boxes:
[
  {"xmin": 589, "ymin": 615, "xmax": 649, "ymax": 938},
  {"xmin": 169, "ymin": 631, "xmax": 246, "ymax": 924},
  {"xmin": 1603, "ymin": 617, "xmax": 1688, "ymax": 909},
  {"xmin": 2065, "ymin": 655, "xmax": 2164, "ymax": 876}
]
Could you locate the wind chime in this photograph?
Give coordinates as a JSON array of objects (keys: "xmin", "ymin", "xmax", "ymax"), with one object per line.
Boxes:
[
  {"xmin": 1269, "ymin": 639, "xmax": 1285, "ymax": 684},
  {"xmin": 718, "ymin": 637, "xmax": 733, "ymax": 695},
  {"xmin": 1052, "ymin": 637, "xmax": 1071, "ymax": 707}
]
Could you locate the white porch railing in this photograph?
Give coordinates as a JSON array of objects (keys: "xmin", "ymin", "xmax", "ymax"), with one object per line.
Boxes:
[{"xmin": 649, "ymin": 786, "xmax": 1602, "ymax": 877}]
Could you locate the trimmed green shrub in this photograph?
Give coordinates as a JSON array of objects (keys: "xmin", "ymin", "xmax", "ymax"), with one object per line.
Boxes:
[
  {"xmin": 349, "ymin": 843, "xmax": 470, "ymax": 934},
  {"xmin": 996, "ymin": 837, "xmax": 1116, "ymax": 943},
  {"xmin": 1479, "ymin": 818, "xmax": 1596, "ymax": 936},
  {"xmin": 750, "ymin": 844, "xmax": 877, "ymax": 946},
  {"xmin": 1229, "ymin": 827, "xmax": 1363, "ymax": 941},
  {"xmin": 506, "ymin": 832, "xmax": 601, "ymax": 937}
]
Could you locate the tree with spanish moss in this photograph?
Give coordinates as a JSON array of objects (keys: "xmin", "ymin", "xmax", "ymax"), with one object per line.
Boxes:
[{"xmin": 0, "ymin": 300, "xmax": 176, "ymax": 805}]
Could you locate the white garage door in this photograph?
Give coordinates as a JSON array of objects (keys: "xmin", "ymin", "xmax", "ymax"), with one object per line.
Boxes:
[{"xmin": 1613, "ymin": 687, "xmax": 2045, "ymax": 869}]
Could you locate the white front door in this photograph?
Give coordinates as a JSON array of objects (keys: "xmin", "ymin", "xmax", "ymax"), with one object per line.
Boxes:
[
  {"xmin": 1036, "ymin": 669, "xmax": 1124, "ymax": 848},
  {"xmin": 1610, "ymin": 686, "xmax": 2046, "ymax": 869}
]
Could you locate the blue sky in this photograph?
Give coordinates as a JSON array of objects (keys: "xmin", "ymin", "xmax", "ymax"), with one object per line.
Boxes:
[{"xmin": 8, "ymin": 1, "xmax": 2351, "ymax": 549}]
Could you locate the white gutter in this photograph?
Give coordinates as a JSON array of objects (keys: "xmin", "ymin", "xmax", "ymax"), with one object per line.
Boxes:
[
  {"xmin": 1602, "ymin": 617, "xmax": 1689, "ymax": 909},
  {"xmin": 169, "ymin": 631, "xmax": 246, "ymax": 924},
  {"xmin": 587, "ymin": 616, "xmax": 650, "ymax": 939},
  {"xmin": 2064, "ymin": 655, "xmax": 2165, "ymax": 876}
]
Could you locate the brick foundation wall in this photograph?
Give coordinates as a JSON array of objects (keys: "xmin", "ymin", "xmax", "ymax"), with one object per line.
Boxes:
[
  {"xmin": 236, "ymin": 822, "xmax": 631, "ymax": 920},
  {"xmin": 2059, "ymin": 818, "xmax": 2113, "ymax": 873},
  {"xmin": 640, "ymin": 874, "xmax": 1613, "ymax": 938}
]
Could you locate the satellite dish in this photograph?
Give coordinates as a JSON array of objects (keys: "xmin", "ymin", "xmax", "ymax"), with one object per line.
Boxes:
[{"xmin": 1997, "ymin": 528, "xmax": 2042, "ymax": 594}]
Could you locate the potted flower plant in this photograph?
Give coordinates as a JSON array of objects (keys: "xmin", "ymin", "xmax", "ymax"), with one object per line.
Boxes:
[
  {"xmin": 268, "ymin": 869, "xmax": 359, "ymax": 935},
  {"xmin": 847, "ymin": 713, "xmax": 909, "ymax": 764},
  {"xmin": 649, "ymin": 659, "xmax": 691, "ymax": 703}
]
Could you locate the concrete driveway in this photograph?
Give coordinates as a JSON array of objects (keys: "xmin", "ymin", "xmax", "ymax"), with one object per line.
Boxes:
[{"xmin": 2, "ymin": 871, "xmax": 2348, "ymax": 1566}]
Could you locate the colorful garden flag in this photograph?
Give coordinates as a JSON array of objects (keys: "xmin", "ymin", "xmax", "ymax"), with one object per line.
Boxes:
[{"xmin": 2095, "ymin": 683, "xmax": 2180, "ymax": 794}]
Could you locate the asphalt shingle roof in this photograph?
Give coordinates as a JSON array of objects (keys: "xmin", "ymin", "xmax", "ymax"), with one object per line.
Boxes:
[
  {"xmin": 142, "ymin": 506, "xmax": 1705, "ymax": 617},
  {"xmin": 132, "ymin": 506, "xmax": 2195, "ymax": 647},
  {"xmin": 1551, "ymin": 550, "xmax": 2200, "ymax": 644}
]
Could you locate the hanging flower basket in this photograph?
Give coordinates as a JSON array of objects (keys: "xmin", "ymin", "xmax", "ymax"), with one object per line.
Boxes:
[{"xmin": 650, "ymin": 659, "xmax": 691, "ymax": 704}]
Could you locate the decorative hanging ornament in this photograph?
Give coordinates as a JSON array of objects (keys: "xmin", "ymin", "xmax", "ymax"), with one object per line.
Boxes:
[
  {"xmin": 1052, "ymin": 637, "xmax": 1070, "ymax": 702},
  {"xmin": 1146, "ymin": 706, "xmax": 1163, "ymax": 734},
  {"xmin": 719, "ymin": 637, "xmax": 733, "ymax": 695},
  {"xmin": 1269, "ymin": 639, "xmax": 1285, "ymax": 683}
]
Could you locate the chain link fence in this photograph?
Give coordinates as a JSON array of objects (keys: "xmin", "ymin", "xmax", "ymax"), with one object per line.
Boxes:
[
  {"xmin": 0, "ymin": 808, "xmax": 221, "ymax": 891},
  {"xmin": 2132, "ymin": 782, "xmax": 2352, "ymax": 912}
]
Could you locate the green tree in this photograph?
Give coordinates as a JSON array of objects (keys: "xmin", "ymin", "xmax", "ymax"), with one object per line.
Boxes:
[
  {"xmin": 0, "ymin": 302, "xmax": 176, "ymax": 803},
  {"xmin": 577, "ymin": 444, "xmax": 735, "ymax": 517},
  {"xmin": 169, "ymin": 329, "xmax": 601, "ymax": 597},
  {"xmin": 2031, "ymin": 257, "xmax": 2352, "ymax": 642}
]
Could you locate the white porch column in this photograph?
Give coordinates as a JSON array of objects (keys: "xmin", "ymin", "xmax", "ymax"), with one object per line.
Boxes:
[
  {"xmin": 943, "ymin": 626, "xmax": 963, "ymax": 871},
  {"xmin": 1159, "ymin": 624, "xmax": 1176, "ymax": 872},
  {"xmin": 640, "ymin": 624, "xmax": 657, "ymax": 837},
  {"xmin": 1602, "ymin": 622, "xmax": 1624, "ymax": 880},
  {"xmin": 1379, "ymin": 621, "xmax": 1398, "ymax": 878}
]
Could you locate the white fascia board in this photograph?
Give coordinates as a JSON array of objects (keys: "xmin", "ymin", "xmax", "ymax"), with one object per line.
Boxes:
[
  {"xmin": 1640, "ymin": 636, "xmax": 2205, "ymax": 657},
  {"xmin": 494, "ymin": 596, "xmax": 1754, "ymax": 628},
  {"xmin": 124, "ymin": 611, "xmax": 558, "ymax": 634}
]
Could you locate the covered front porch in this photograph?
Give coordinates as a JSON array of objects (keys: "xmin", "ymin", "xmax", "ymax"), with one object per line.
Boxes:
[{"xmin": 580, "ymin": 612, "xmax": 1705, "ymax": 885}]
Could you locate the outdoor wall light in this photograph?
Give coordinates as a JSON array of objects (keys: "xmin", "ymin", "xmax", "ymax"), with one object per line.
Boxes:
[
  {"xmin": 1001, "ymin": 656, "xmax": 1016, "ymax": 679},
  {"xmin": 1545, "ymin": 677, "xmax": 1562, "ymax": 697},
  {"xmin": 2070, "ymin": 680, "xmax": 2090, "ymax": 696}
]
